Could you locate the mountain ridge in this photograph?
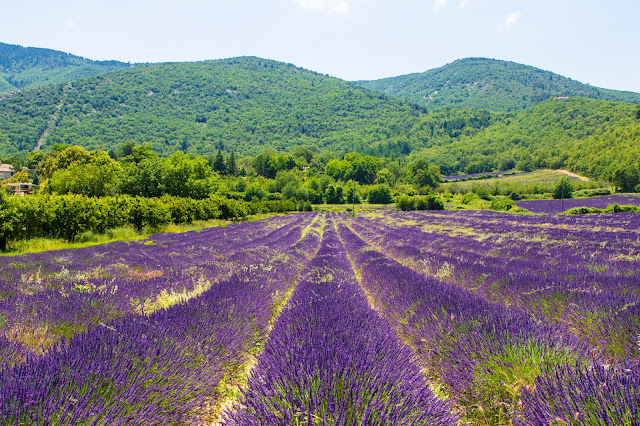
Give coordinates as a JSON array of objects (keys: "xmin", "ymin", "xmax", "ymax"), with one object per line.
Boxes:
[
  {"xmin": 355, "ymin": 57, "xmax": 640, "ymax": 111},
  {"xmin": 0, "ymin": 42, "xmax": 132, "ymax": 93}
]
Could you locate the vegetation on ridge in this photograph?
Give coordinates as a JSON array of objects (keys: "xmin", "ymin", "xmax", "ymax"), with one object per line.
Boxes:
[
  {"xmin": 356, "ymin": 57, "xmax": 640, "ymax": 111},
  {"xmin": 0, "ymin": 41, "xmax": 130, "ymax": 94}
]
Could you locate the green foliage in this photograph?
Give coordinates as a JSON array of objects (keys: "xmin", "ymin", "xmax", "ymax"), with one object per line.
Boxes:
[
  {"xmin": 0, "ymin": 193, "xmax": 263, "ymax": 250},
  {"xmin": 415, "ymin": 195, "xmax": 444, "ymax": 210},
  {"xmin": 490, "ymin": 198, "xmax": 517, "ymax": 211},
  {"xmin": 552, "ymin": 177, "xmax": 574, "ymax": 199},
  {"xmin": 461, "ymin": 193, "xmax": 479, "ymax": 204},
  {"xmin": 324, "ymin": 184, "xmax": 345, "ymax": 204},
  {"xmin": 326, "ymin": 153, "xmax": 379, "ymax": 185},
  {"xmin": 395, "ymin": 195, "xmax": 414, "ymax": 211},
  {"xmin": 358, "ymin": 57, "xmax": 640, "ymax": 112},
  {"xmin": 367, "ymin": 184, "xmax": 394, "ymax": 204},
  {"xmin": 0, "ymin": 42, "xmax": 130, "ymax": 94},
  {"xmin": 563, "ymin": 204, "xmax": 640, "ymax": 215},
  {"xmin": 407, "ymin": 159, "xmax": 442, "ymax": 189},
  {"xmin": 395, "ymin": 194, "xmax": 444, "ymax": 211},
  {"xmin": 0, "ymin": 57, "xmax": 427, "ymax": 158},
  {"xmin": 212, "ymin": 149, "xmax": 226, "ymax": 174}
]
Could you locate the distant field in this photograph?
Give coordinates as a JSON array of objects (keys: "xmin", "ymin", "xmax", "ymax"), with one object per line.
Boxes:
[
  {"xmin": 518, "ymin": 194, "xmax": 640, "ymax": 214},
  {"xmin": 439, "ymin": 169, "xmax": 596, "ymax": 197}
]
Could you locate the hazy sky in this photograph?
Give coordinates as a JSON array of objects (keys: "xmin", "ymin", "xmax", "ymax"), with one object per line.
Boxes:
[{"xmin": 1, "ymin": 0, "xmax": 638, "ymax": 92}]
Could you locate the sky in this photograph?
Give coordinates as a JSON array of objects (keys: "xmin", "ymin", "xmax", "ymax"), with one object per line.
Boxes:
[{"xmin": 1, "ymin": 0, "xmax": 639, "ymax": 92}]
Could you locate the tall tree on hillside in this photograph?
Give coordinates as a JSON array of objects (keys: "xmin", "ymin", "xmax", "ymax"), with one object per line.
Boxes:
[
  {"xmin": 213, "ymin": 149, "xmax": 226, "ymax": 174},
  {"xmin": 406, "ymin": 159, "xmax": 442, "ymax": 190},
  {"xmin": 227, "ymin": 150, "xmax": 238, "ymax": 176}
]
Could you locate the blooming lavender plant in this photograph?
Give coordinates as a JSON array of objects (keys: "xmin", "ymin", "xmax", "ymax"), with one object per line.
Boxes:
[
  {"xmin": 0, "ymin": 214, "xmax": 314, "ymax": 366},
  {"xmin": 0, "ymin": 213, "xmax": 323, "ymax": 424},
  {"xmin": 337, "ymin": 219, "xmax": 590, "ymax": 423},
  {"xmin": 225, "ymin": 221, "xmax": 457, "ymax": 425},
  {"xmin": 518, "ymin": 194, "xmax": 640, "ymax": 214}
]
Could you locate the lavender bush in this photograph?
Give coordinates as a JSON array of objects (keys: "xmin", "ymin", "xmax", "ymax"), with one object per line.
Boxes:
[{"xmin": 225, "ymin": 220, "xmax": 456, "ymax": 425}]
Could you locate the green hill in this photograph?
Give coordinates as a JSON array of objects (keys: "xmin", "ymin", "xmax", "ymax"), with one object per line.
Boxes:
[
  {"xmin": 1, "ymin": 54, "xmax": 639, "ymax": 188},
  {"xmin": 356, "ymin": 58, "xmax": 640, "ymax": 111},
  {"xmin": 0, "ymin": 57, "xmax": 427, "ymax": 157},
  {"xmin": 411, "ymin": 97, "xmax": 640, "ymax": 187},
  {"xmin": 0, "ymin": 42, "xmax": 131, "ymax": 94}
]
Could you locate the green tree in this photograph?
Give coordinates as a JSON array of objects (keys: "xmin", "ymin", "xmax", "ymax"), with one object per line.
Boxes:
[
  {"xmin": 213, "ymin": 149, "xmax": 226, "ymax": 174},
  {"xmin": 368, "ymin": 184, "xmax": 393, "ymax": 204},
  {"xmin": 612, "ymin": 164, "xmax": 639, "ymax": 192},
  {"xmin": 374, "ymin": 168, "xmax": 395, "ymax": 186},
  {"xmin": 324, "ymin": 184, "xmax": 344, "ymax": 204},
  {"xmin": 162, "ymin": 152, "xmax": 217, "ymax": 199},
  {"xmin": 552, "ymin": 177, "xmax": 574, "ymax": 199},
  {"xmin": 407, "ymin": 159, "xmax": 442, "ymax": 189},
  {"xmin": 227, "ymin": 150, "xmax": 238, "ymax": 176},
  {"xmin": 117, "ymin": 157, "xmax": 165, "ymax": 197}
]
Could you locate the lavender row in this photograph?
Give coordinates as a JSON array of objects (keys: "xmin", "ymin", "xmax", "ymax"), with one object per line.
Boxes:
[
  {"xmin": 225, "ymin": 220, "xmax": 456, "ymax": 425},
  {"xmin": 0, "ymin": 214, "xmax": 303, "ymax": 298},
  {"xmin": 518, "ymin": 194, "xmax": 640, "ymax": 214},
  {"xmin": 0, "ymin": 214, "xmax": 313, "ymax": 365},
  {"xmin": 336, "ymin": 219, "xmax": 591, "ymax": 423},
  {"xmin": 349, "ymin": 210, "xmax": 640, "ymax": 364},
  {"xmin": 0, "ymin": 213, "xmax": 323, "ymax": 424},
  {"xmin": 516, "ymin": 363, "xmax": 640, "ymax": 425}
]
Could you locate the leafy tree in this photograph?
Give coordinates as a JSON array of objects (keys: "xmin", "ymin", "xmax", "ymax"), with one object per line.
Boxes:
[
  {"xmin": 0, "ymin": 191, "xmax": 15, "ymax": 251},
  {"xmin": 117, "ymin": 157, "xmax": 165, "ymax": 197},
  {"xmin": 368, "ymin": 184, "xmax": 393, "ymax": 204},
  {"xmin": 162, "ymin": 152, "xmax": 217, "ymax": 199},
  {"xmin": 407, "ymin": 159, "xmax": 442, "ymax": 189},
  {"xmin": 552, "ymin": 177, "xmax": 574, "ymax": 199},
  {"xmin": 611, "ymin": 164, "xmax": 639, "ymax": 192},
  {"xmin": 415, "ymin": 195, "xmax": 445, "ymax": 210},
  {"xmin": 324, "ymin": 184, "xmax": 344, "ymax": 204},
  {"xmin": 374, "ymin": 168, "xmax": 395, "ymax": 186},
  {"xmin": 395, "ymin": 195, "xmax": 414, "ymax": 211},
  {"xmin": 48, "ymin": 161, "xmax": 121, "ymax": 197}
]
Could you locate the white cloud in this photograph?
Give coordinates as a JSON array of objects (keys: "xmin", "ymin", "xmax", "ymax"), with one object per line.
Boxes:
[
  {"xmin": 434, "ymin": 0, "xmax": 447, "ymax": 10},
  {"xmin": 294, "ymin": 0, "xmax": 351, "ymax": 15},
  {"xmin": 66, "ymin": 16, "xmax": 76, "ymax": 29},
  {"xmin": 458, "ymin": 0, "xmax": 471, "ymax": 8},
  {"xmin": 505, "ymin": 11, "xmax": 523, "ymax": 27}
]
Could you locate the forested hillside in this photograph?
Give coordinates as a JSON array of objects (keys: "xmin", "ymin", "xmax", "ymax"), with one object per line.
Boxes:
[
  {"xmin": 0, "ymin": 42, "xmax": 130, "ymax": 93},
  {"xmin": 0, "ymin": 57, "xmax": 427, "ymax": 157},
  {"xmin": 1, "ymin": 55, "xmax": 639, "ymax": 187},
  {"xmin": 412, "ymin": 98, "xmax": 640, "ymax": 189},
  {"xmin": 357, "ymin": 58, "xmax": 640, "ymax": 111}
]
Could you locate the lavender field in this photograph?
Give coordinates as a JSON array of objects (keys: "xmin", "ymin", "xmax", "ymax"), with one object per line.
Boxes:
[
  {"xmin": 1, "ymin": 210, "xmax": 639, "ymax": 425},
  {"xmin": 518, "ymin": 194, "xmax": 640, "ymax": 214}
]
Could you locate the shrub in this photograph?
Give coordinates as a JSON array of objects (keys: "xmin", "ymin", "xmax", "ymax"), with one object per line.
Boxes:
[
  {"xmin": 368, "ymin": 184, "xmax": 393, "ymax": 204},
  {"xmin": 395, "ymin": 195, "xmax": 415, "ymax": 211},
  {"xmin": 461, "ymin": 193, "xmax": 479, "ymax": 205},
  {"xmin": 490, "ymin": 198, "xmax": 516, "ymax": 212},
  {"xmin": 415, "ymin": 195, "xmax": 444, "ymax": 210}
]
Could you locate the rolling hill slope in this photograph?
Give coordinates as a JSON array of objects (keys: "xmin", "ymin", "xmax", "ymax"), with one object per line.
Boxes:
[
  {"xmin": 411, "ymin": 97, "xmax": 640, "ymax": 186},
  {"xmin": 0, "ymin": 57, "xmax": 427, "ymax": 157},
  {"xmin": 1, "ymin": 53, "xmax": 638, "ymax": 187},
  {"xmin": 0, "ymin": 42, "xmax": 131, "ymax": 94},
  {"xmin": 356, "ymin": 58, "xmax": 640, "ymax": 111}
]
